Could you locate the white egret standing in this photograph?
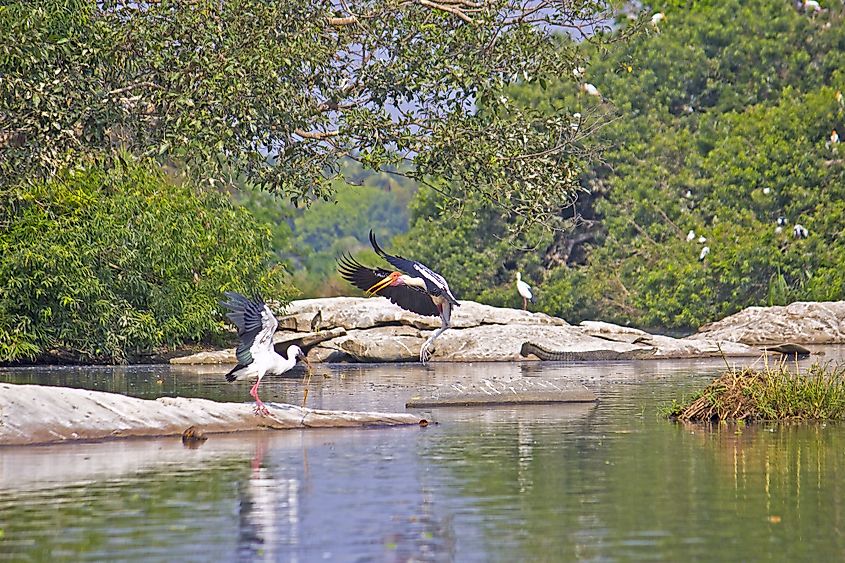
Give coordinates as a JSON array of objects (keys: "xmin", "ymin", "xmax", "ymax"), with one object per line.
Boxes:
[
  {"xmin": 516, "ymin": 272, "xmax": 536, "ymax": 311},
  {"xmin": 221, "ymin": 292, "xmax": 309, "ymax": 415},
  {"xmin": 337, "ymin": 231, "xmax": 459, "ymax": 363},
  {"xmin": 686, "ymin": 230, "xmax": 696, "ymax": 242}
]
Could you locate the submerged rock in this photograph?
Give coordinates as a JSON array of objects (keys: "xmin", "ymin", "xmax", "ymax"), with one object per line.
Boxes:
[
  {"xmin": 0, "ymin": 383, "xmax": 424, "ymax": 446},
  {"xmin": 406, "ymin": 378, "xmax": 596, "ymax": 407}
]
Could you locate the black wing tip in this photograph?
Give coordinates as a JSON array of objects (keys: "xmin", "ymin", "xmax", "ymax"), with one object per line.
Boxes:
[
  {"xmin": 225, "ymin": 364, "xmax": 246, "ymax": 382},
  {"xmin": 336, "ymin": 253, "xmax": 363, "ymax": 280},
  {"xmin": 369, "ymin": 230, "xmax": 388, "ymax": 257}
]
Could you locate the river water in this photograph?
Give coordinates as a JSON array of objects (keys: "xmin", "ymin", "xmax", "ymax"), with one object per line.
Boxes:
[{"xmin": 1, "ymin": 353, "xmax": 844, "ymax": 561}]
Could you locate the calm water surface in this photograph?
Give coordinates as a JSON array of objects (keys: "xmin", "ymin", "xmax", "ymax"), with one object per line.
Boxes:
[{"xmin": 1, "ymin": 354, "xmax": 844, "ymax": 561}]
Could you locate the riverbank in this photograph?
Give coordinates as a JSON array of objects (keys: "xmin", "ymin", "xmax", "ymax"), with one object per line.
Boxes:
[{"xmin": 171, "ymin": 297, "xmax": 782, "ymax": 364}]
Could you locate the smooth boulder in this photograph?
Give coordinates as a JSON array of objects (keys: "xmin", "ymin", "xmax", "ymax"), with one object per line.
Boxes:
[{"xmin": 692, "ymin": 301, "xmax": 845, "ymax": 345}]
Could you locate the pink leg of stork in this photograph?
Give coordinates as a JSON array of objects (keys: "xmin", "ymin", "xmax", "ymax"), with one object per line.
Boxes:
[{"xmin": 249, "ymin": 380, "xmax": 269, "ymax": 415}]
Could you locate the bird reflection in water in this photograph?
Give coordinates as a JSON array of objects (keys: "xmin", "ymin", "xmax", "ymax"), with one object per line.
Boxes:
[
  {"xmin": 237, "ymin": 439, "xmax": 301, "ymax": 561},
  {"xmin": 517, "ymin": 420, "xmax": 535, "ymax": 494}
]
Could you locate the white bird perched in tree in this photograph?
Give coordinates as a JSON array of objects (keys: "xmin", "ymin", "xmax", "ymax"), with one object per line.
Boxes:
[
  {"xmin": 803, "ymin": 0, "xmax": 821, "ymax": 13},
  {"xmin": 793, "ymin": 224, "xmax": 809, "ymax": 238},
  {"xmin": 698, "ymin": 235, "xmax": 707, "ymax": 244},
  {"xmin": 516, "ymin": 272, "xmax": 536, "ymax": 311},
  {"xmin": 573, "ymin": 66, "xmax": 585, "ymax": 78},
  {"xmin": 581, "ymin": 83, "xmax": 600, "ymax": 97},
  {"xmin": 763, "ymin": 187, "xmax": 771, "ymax": 195},
  {"xmin": 686, "ymin": 230, "xmax": 696, "ymax": 242},
  {"xmin": 651, "ymin": 12, "xmax": 665, "ymax": 26},
  {"xmin": 831, "ymin": 129, "xmax": 840, "ymax": 145},
  {"xmin": 221, "ymin": 292, "xmax": 309, "ymax": 415},
  {"xmin": 699, "ymin": 246, "xmax": 710, "ymax": 261}
]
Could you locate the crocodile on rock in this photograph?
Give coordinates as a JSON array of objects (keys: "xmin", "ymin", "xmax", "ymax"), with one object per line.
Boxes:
[{"xmin": 520, "ymin": 342, "xmax": 656, "ymax": 361}]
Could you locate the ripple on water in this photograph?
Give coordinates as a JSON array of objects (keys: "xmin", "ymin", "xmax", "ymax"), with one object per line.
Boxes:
[{"xmin": 3, "ymin": 354, "xmax": 845, "ymax": 560}]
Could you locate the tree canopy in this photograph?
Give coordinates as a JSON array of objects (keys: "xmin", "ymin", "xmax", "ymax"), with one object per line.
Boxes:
[
  {"xmin": 0, "ymin": 0, "xmax": 639, "ymax": 363},
  {"xmin": 1, "ymin": 0, "xmax": 636, "ymax": 223},
  {"xmin": 399, "ymin": 0, "xmax": 845, "ymax": 328}
]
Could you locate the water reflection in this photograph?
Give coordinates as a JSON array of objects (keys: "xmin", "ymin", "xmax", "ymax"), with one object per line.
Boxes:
[
  {"xmin": 3, "ymin": 354, "xmax": 845, "ymax": 560},
  {"xmin": 238, "ymin": 440, "xmax": 299, "ymax": 562}
]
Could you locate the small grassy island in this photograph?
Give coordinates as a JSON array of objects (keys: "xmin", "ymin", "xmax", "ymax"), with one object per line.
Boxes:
[{"xmin": 666, "ymin": 362, "xmax": 845, "ymax": 423}]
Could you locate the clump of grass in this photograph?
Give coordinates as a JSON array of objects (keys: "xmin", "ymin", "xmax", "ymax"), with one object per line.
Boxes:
[{"xmin": 666, "ymin": 361, "xmax": 845, "ymax": 422}]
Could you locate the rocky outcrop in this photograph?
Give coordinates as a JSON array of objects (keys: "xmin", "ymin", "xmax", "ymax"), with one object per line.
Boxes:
[
  {"xmin": 285, "ymin": 297, "xmax": 569, "ymax": 331},
  {"xmin": 171, "ymin": 297, "xmax": 768, "ymax": 364},
  {"xmin": 691, "ymin": 301, "xmax": 845, "ymax": 345},
  {"xmin": 0, "ymin": 383, "xmax": 423, "ymax": 446}
]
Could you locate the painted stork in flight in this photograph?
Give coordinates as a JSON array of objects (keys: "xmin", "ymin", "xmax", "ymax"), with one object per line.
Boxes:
[
  {"xmin": 221, "ymin": 292, "xmax": 309, "ymax": 415},
  {"xmin": 337, "ymin": 230, "xmax": 459, "ymax": 363}
]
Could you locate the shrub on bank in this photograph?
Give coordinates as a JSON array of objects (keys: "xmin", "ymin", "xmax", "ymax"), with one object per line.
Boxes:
[{"xmin": 0, "ymin": 158, "xmax": 291, "ymax": 364}]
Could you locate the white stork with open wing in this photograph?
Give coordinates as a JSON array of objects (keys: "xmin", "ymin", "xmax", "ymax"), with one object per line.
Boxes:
[
  {"xmin": 337, "ymin": 230, "xmax": 459, "ymax": 363},
  {"xmin": 221, "ymin": 292, "xmax": 309, "ymax": 415}
]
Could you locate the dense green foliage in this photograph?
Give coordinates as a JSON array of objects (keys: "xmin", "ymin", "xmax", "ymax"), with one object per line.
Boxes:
[
  {"xmin": 666, "ymin": 362, "xmax": 845, "ymax": 422},
  {"xmin": 236, "ymin": 161, "xmax": 417, "ymax": 296},
  {"xmin": 0, "ymin": 0, "xmax": 633, "ymax": 223},
  {"xmin": 399, "ymin": 0, "xmax": 845, "ymax": 329},
  {"xmin": 0, "ymin": 158, "xmax": 289, "ymax": 363}
]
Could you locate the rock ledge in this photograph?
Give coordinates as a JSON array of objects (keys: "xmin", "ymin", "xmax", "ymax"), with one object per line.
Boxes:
[
  {"xmin": 0, "ymin": 383, "xmax": 423, "ymax": 446},
  {"xmin": 172, "ymin": 297, "xmax": 768, "ymax": 364}
]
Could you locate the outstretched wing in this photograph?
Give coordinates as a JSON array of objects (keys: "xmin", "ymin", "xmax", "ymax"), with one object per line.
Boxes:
[
  {"xmin": 221, "ymin": 292, "xmax": 279, "ymax": 366},
  {"xmin": 337, "ymin": 254, "xmax": 439, "ymax": 317},
  {"xmin": 368, "ymin": 230, "xmax": 459, "ymax": 305},
  {"xmin": 368, "ymin": 230, "xmax": 421, "ymax": 277}
]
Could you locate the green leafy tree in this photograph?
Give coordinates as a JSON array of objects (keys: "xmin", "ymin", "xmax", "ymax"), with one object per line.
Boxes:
[
  {"xmin": 0, "ymin": 0, "xmax": 638, "ymax": 223},
  {"xmin": 0, "ymin": 157, "xmax": 290, "ymax": 363},
  {"xmin": 403, "ymin": 0, "xmax": 845, "ymax": 329}
]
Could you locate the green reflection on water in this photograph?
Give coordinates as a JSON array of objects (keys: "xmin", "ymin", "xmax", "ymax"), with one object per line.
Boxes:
[
  {"xmin": 422, "ymin": 394, "xmax": 845, "ymax": 561},
  {"xmin": 0, "ymin": 460, "xmax": 249, "ymax": 561},
  {"xmin": 2, "ymin": 365, "xmax": 845, "ymax": 560}
]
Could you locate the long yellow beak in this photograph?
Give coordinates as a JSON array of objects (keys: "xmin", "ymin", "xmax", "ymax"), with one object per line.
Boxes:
[{"xmin": 366, "ymin": 275, "xmax": 394, "ymax": 295}]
